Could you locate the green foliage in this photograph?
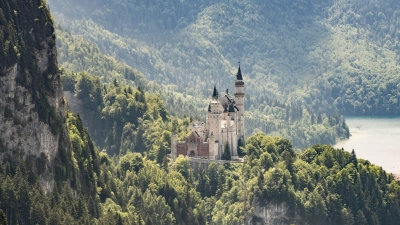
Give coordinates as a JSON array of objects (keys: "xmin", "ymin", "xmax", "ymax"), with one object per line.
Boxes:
[
  {"xmin": 1, "ymin": 125, "xmax": 400, "ymax": 225},
  {"xmin": 222, "ymin": 141, "xmax": 231, "ymax": 160},
  {"xmin": 55, "ymin": 26, "xmax": 206, "ymax": 120},
  {"xmin": 118, "ymin": 152, "xmax": 143, "ymax": 176},
  {"xmin": 0, "ymin": 209, "xmax": 7, "ymax": 225},
  {"xmin": 75, "ymin": 71, "xmax": 103, "ymax": 109},
  {"xmin": 239, "ymin": 132, "xmax": 400, "ymax": 225},
  {"xmin": 61, "ymin": 70, "xmax": 180, "ymax": 156},
  {"xmin": 49, "ymin": 0, "xmax": 400, "ymax": 148},
  {"xmin": 0, "ymin": 0, "xmax": 63, "ymax": 134},
  {"xmin": 173, "ymin": 155, "xmax": 192, "ymax": 179},
  {"xmin": 3, "ymin": 1, "xmax": 400, "ymax": 224},
  {"xmin": 52, "ymin": 5, "xmax": 354, "ymax": 149}
]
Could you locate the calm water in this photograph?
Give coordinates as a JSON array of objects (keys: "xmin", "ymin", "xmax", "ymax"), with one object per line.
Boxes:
[{"xmin": 334, "ymin": 117, "xmax": 400, "ymax": 174}]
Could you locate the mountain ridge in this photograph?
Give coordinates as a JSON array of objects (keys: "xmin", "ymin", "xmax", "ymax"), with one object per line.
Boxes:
[{"xmin": 47, "ymin": 0, "xmax": 400, "ymax": 117}]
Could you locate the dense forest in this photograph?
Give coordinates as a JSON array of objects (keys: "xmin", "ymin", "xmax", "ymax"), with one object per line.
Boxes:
[
  {"xmin": 47, "ymin": 0, "xmax": 400, "ymax": 116},
  {"xmin": 1, "ymin": 0, "xmax": 400, "ymax": 225},
  {"xmin": 2, "ymin": 126, "xmax": 400, "ymax": 224},
  {"xmin": 55, "ymin": 23, "xmax": 349, "ymax": 149},
  {"xmin": 61, "ymin": 68, "xmax": 349, "ymax": 153}
]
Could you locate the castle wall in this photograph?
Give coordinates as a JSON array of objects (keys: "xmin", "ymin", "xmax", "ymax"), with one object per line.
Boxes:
[
  {"xmin": 177, "ymin": 143, "xmax": 186, "ymax": 156},
  {"xmin": 198, "ymin": 143, "xmax": 209, "ymax": 157},
  {"xmin": 171, "ymin": 66, "xmax": 244, "ymax": 159}
]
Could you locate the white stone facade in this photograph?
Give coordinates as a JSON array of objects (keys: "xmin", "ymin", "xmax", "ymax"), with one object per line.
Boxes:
[{"xmin": 171, "ymin": 66, "xmax": 245, "ymax": 160}]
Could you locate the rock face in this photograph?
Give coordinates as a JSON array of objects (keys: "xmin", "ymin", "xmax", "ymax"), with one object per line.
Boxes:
[
  {"xmin": 0, "ymin": 0, "xmax": 66, "ymax": 179},
  {"xmin": 248, "ymin": 202, "xmax": 302, "ymax": 225},
  {"xmin": 0, "ymin": 59, "xmax": 64, "ymax": 161}
]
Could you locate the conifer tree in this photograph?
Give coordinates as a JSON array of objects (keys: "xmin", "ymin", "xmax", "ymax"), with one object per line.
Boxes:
[
  {"xmin": 351, "ymin": 149, "xmax": 358, "ymax": 169},
  {"xmin": 222, "ymin": 141, "xmax": 231, "ymax": 161},
  {"xmin": 0, "ymin": 209, "xmax": 7, "ymax": 225}
]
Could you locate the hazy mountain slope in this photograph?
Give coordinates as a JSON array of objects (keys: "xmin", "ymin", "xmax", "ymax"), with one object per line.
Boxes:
[
  {"xmin": 0, "ymin": 0, "xmax": 65, "ymax": 166},
  {"xmin": 0, "ymin": 0, "xmax": 104, "ymax": 223},
  {"xmin": 55, "ymin": 25, "xmax": 350, "ymax": 148},
  {"xmin": 45, "ymin": 0, "xmax": 356, "ymax": 148},
  {"xmin": 55, "ymin": 26, "xmax": 208, "ymax": 119},
  {"xmin": 3, "ymin": 1, "xmax": 400, "ymax": 225},
  {"xmin": 47, "ymin": 0, "xmax": 400, "ymax": 116}
]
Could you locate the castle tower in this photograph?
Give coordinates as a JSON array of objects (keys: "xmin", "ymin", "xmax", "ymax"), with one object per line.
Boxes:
[
  {"xmin": 208, "ymin": 133, "xmax": 217, "ymax": 160},
  {"xmin": 234, "ymin": 65, "xmax": 245, "ymax": 146},
  {"xmin": 207, "ymin": 86, "xmax": 222, "ymax": 138},
  {"xmin": 228, "ymin": 104, "xmax": 238, "ymax": 158},
  {"xmin": 171, "ymin": 66, "xmax": 246, "ymax": 160}
]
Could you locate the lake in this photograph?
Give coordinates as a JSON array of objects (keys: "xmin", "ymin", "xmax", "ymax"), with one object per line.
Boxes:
[{"xmin": 334, "ymin": 116, "xmax": 400, "ymax": 175}]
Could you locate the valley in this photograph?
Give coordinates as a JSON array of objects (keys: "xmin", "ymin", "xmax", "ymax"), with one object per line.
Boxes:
[{"xmin": 1, "ymin": 0, "xmax": 400, "ymax": 224}]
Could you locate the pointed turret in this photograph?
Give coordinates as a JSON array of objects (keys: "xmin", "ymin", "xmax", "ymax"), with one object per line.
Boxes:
[
  {"xmin": 212, "ymin": 86, "xmax": 218, "ymax": 99},
  {"xmin": 234, "ymin": 64, "xmax": 245, "ymax": 146},
  {"xmin": 236, "ymin": 66, "xmax": 243, "ymax": 80}
]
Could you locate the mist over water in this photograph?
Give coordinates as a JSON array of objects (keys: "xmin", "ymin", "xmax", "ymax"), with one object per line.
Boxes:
[{"xmin": 334, "ymin": 117, "xmax": 400, "ymax": 174}]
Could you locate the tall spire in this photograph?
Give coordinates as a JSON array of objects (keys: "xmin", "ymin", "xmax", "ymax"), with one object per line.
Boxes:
[
  {"xmin": 236, "ymin": 63, "xmax": 243, "ymax": 80},
  {"xmin": 212, "ymin": 86, "xmax": 218, "ymax": 99}
]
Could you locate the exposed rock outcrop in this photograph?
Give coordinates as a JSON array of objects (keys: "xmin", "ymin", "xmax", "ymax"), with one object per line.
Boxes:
[
  {"xmin": 0, "ymin": 0, "xmax": 67, "ymax": 191},
  {"xmin": 248, "ymin": 202, "xmax": 302, "ymax": 225},
  {"xmin": 0, "ymin": 53, "xmax": 64, "ymax": 161}
]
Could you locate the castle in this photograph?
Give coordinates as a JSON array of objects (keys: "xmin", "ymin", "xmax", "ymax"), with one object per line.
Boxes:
[{"xmin": 171, "ymin": 66, "xmax": 245, "ymax": 160}]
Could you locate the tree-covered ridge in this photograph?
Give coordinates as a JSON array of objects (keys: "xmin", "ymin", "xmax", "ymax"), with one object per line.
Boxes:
[
  {"xmin": 0, "ymin": 0, "xmax": 54, "ymax": 69},
  {"xmin": 0, "ymin": 110, "xmax": 203, "ymax": 224},
  {"xmin": 0, "ymin": 111, "xmax": 101, "ymax": 224},
  {"xmin": 47, "ymin": 0, "xmax": 214, "ymax": 41},
  {"xmin": 2, "ymin": 122, "xmax": 399, "ymax": 224},
  {"xmin": 62, "ymin": 70, "xmax": 200, "ymax": 156},
  {"xmin": 4, "ymin": 0, "xmax": 400, "ymax": 224},
  {"xmin": 246, "ymin": 98, "xmax": 349, "ymax": 148},
  {"xmin": 0, "ymin": 0, "xmax": 64, "ymax": 133},
  {"xmin": 63, "ymin": 68, "xmax": 349, "ymax": 152},
  {"xmin": 55, "ymin": 27, "xmax": 207, "ymax": 120},
  {"xmin": 47, "ymin": 0, "xmax": 400, "ymax": 116},
  {"xmin": 209, "ymin": 133, "xmax": 400, "ymax": 224},
  {"xmin": 56, "ymin": 25, "xmax": 349, "ymax": 148}
]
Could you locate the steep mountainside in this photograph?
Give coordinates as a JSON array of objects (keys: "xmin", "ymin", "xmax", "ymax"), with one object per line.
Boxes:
[
  {"xmin": 45, "ymin": 7, "xmax": 352, "ymax": 149},
  {"xmin": 1, "ymin": 2, "xmax": 400, "ymax": 224},
  {"xmin": 47, "ymin": 0, "xmax": 400, "ymax": 116},
  {"xmin": 0, "ymin": 0, "xmax": 65, "ymax": 163},
  {"xmin": 0, "ymin": 1, "xmax": 105, "ymax": 224}
]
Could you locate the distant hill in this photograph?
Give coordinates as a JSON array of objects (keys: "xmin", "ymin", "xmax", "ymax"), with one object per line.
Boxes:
[
  {"xmin": 54, "ymin": 26, "xmax": 349, "ymax": 149},
  {"xmin": 48, "ymin": 0, "xmax": 400, "ymax": 116},
  {"xmin": 2, "ymin": 2, "xmax": 400, "ymax": 224},
  {"xmin": 47, "ymin": 0, "xmax": 400, "ymax": 149}
]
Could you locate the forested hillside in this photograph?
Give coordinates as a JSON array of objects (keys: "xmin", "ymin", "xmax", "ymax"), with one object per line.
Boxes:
[
  {"xmin": 2, "ymin": 1, "xmax": 400, "ymax": 225},
  {"xmin": 52, "ymin": 14, "xmax": 350, "ymax": 149},
  {"xmin": 61, "ymin": 68, "xmax": 349, "ymax": 153},
  {"xmin": 47, "ymin": 0, "xmax": 400, "ymax": 116}
]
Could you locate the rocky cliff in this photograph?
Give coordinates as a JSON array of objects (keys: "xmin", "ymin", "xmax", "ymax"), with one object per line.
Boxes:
[
  {"xmin": 248, "ymin": 202, "xmax": 302, "ymax": 225},
  {"xmin": 0, "ymin": 0, "xmax": 67, "ymax": 188}
]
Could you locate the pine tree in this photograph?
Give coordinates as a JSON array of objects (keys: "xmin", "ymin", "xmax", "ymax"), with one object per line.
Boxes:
[
  {"xmin": 222, "ymin": 141, "xmax": 231, "ymax": 161},
  {"xmin": 207, "ymin": 163, "xmax": 219, "ymax": 196},
  {"xmin": 237, "ymin": 139, "xmax": 244, "ymax": 157},
  {"xmin": 351, "ymin": 149, "xmax": 358, "ymax": 169},
  {"xmin": 0, "ymin": 209, "xmax": 7, "ymax": 225},
  {"xmin": 356, "ymin": 210, "xmax": 367, "ymax": 225}
]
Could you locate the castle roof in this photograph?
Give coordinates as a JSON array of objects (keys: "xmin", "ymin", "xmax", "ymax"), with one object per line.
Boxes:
[
  {"xmin": 223, "ymin": 104, "xmax": 228, "ymax": 112},
  {"xmin": 236, "ymin": 66, "xmax": 243, "ymax": 80},
  {"xmin": 229, "ymin": 104, "xmax": 236, "ymax": 112},
  {"xmin": 212, "ymin": 86, "xmax": 218, "ymax": 99}
]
